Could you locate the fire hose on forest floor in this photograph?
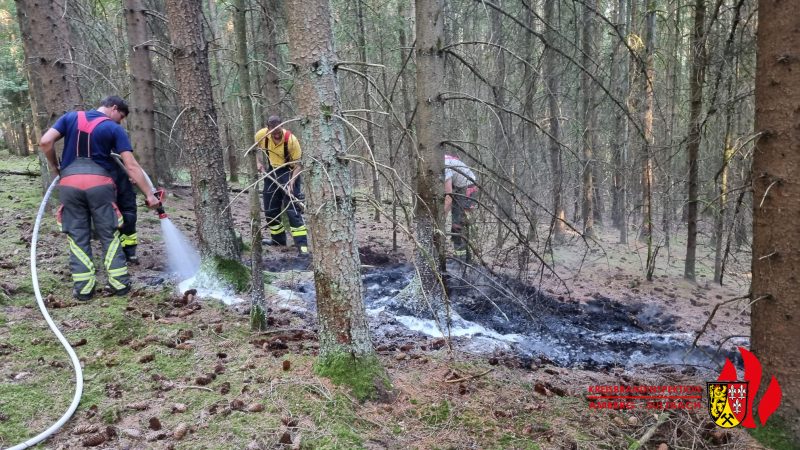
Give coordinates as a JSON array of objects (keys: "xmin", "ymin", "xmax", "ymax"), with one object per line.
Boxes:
[{"xmin": 6, "ymin": 164, "xmax": 168, "ymax": 450}]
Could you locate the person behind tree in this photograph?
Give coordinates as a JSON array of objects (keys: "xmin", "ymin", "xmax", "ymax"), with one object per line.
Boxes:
[
  {"xmin": 39, "ymin": 96, "xmax": 160, "ymax": 300},
  {"xmin": 444, "ymin": 154, "xmax": 478, "ymax": 259},
  {"xmin": 254, "ymin": 115, "xmax": 309, "ymax": 255}
]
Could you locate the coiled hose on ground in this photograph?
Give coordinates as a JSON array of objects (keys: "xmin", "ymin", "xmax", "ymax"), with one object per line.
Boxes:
[{"xmin": 5, "ymin": 175, "xmax": 84, "ymax": 450}]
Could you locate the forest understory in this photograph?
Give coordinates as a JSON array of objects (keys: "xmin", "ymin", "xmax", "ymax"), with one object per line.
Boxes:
[{"xmin": 2, "ymin": 153, "xmax": 787, "ymax": 450}]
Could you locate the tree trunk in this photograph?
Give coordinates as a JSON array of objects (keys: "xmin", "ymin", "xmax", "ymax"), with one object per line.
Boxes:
[
  {"xmin": 206, "ymin": 0, "xmax": 239, "ymax": 183},
  {"xmin": 165, "ymin": 0, "xmax": 240, "ymax": 261},
  {"xmin": 611, "ymin": 0, "xmax": 630, "ymax": 244},
  {"xmin": 261, "ymin": 0, "xmax": 283, "ymax": 116},
  {"xmin": 124, "ymin": 0, "xmax": 160, "ymax": 184},
  {"xmin": 413, "ymin": 0, "xmax": 447, "ymax": 316},
  {"xmin": 355, "ymin": 0, "xmax": 382, "ymax": 222},
  {"xmin": 15, "ymin": 0, "xmax": 83, "ymax": 194},
  {"xmin": 491, "ymin": 0, "xmax": 513, "ymax": 249},
  {"xmin": 284, "ymin": 0, "xmax": 382, "ymax": 371},
  {"xmin": 684, "ymin": 0, "xmax": 706, "ymax": 281},
  {"xmin": 233, "ymin": 0, "xmax": 266, "ymax": 330},
  {"xmin": 543, "ymin": 0, "xmax": 565, "ymax": 242},
  {"xmin": 752, "ymin": 0, "xmax": 800, "ymax": 439},
  {"xmin": 580, "ymin": 0, "xmax": 595, "ymax": 237},
  {"xmin": 639, "ymin": 0, "xmax": 656, "ymax": 247}
]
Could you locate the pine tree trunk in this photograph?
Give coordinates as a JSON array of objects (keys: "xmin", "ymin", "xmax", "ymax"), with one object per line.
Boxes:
[
  {"xmin": 124, "ymin": 0, "xmax": 160, "ymax": 184},
  {"xmin": 413, "ymin": 0, "xmax": 448, "ymax": 317},
  {"xmin": 165, "ymin": 0, "xmax": 240, "ymax": 261},
  {"xmin": 15, "ymin": 0, "xmax": 83, "ymax": 194},
  {"xmin": 611, "ymin": 0, "xmax": 630, "ymax": 243},
  {"xmin": 543, "ymin": 0, "xmax": 565, "ymax": 242},
  {"xmin": 284, "ymin": 0, "xmax": 378, "ymax": 360},
  {"xmin": 355, "ymin": 0, "xmax": 382, "ymax": 222},
  {"xmin": 206, "ymin": 0, "xmax": 239, "ymax": 183},
  {"xmin": 261, "ymin": 0, "xmax": 283, "ymax": 116},
  {"xmin": 491, "ymin": 0, "xmax": 513, "ymax": 249},
  {"xmin": 233, "ymin": 0, "xmax": 266, "ymax": 330},
  {"xmin": 752, "ymin": 1, "xmax": 800, "ymax": 439},
  {"xmin": 639, "ymin": 0, "xmax": 656, "ymax": 247},
  {"xmin": 684, "ymin": 0, "xmax": 706, "ymax": 281},
  {"xmin": 580, "ymin": 0, "xmax": 595, "ymax": 237}
]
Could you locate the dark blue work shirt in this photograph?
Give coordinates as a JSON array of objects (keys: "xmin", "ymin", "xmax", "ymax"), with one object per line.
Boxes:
[{"xmin": 53, "ymin": 110, "xmax": 133, "ymax": 173}]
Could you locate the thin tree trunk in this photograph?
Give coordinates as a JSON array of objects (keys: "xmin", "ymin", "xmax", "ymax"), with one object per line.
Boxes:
[
  {"xmin": 206, "ymin": 0, "xmax": 239, "ymax": 183},
  {"xmin": 684, "ymin": 0, "xmax": 707, "ymax": 281},
  {"xmin": 543, "ymin": 0, "xmax": 565, "ymax": 242},
  {"xmin": 124, "ymin": 0, "xmax": 160, "ymax": 183},
  {"xmin": 611, "ymin": 0, "xmax": 630, "ymax": 244},
  {"xmin": 580, "ymin": 0, "xmax": 595, "ymax": 237},
  {"xmin": 355, "ymin": 0, "xmax": 382, "ymax": 222},
  {"xmin": 491, "ymin": 0, "xmax": 512, "ymax": 249},
  {"xmin": 165, "ymin": 0, "xmax": 240, "ymax": 261},
  {"xmin": 396, "ymin": 0, "xmax": 416, "ymax": 251},
  {"xmin": 640, "ymin": 0, "xmax": 657, "ymax": 280},
  {"xmin": 233, "ymin": 0, "xmax": 266, "ymax": 329}
]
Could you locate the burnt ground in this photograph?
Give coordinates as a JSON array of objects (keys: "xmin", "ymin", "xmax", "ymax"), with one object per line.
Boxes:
[{"xmin": 0, "ymin": 154, "xmax": 768, "ymax": 449}]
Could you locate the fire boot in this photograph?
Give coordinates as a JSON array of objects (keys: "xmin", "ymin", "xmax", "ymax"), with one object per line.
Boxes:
[{"xmin": 123, "ymin": 244, "xmax": 139, "ymax": 265}]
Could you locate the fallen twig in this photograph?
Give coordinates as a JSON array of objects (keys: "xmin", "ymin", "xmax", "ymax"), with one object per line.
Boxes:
[
  {"xmin": 177, "ymin": 385, "xmax": 213, "ymax": 392},
  {"xmin": 0, "ymin": 170, "xmax": 39, "ymax": 176},
  {"xmin": 629, "ymin": 412, "xmax": 668, "ymax": 450},
  {"xmin": 443, "ymin": 368, "xmax": 494, "ymax": 384},
  {"xmin": 691, "ymin": 294, "xmax": 749, "ymax": 348}
]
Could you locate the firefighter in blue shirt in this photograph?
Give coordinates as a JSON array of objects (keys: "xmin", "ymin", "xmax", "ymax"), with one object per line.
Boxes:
[{"xmin": 39, "ymin": 96, "xmax": 159, "ymax": 300}]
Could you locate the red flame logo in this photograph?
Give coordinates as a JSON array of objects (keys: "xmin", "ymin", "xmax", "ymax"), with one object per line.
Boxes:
[{"xmin": 716, "ymin": 347, "xmax": 782, "ymax": 428}]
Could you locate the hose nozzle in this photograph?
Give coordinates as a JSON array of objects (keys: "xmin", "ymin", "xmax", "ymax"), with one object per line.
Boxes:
[{"xmin": 153, "ymin": 188, "xmax": 168, "ymax": 219}]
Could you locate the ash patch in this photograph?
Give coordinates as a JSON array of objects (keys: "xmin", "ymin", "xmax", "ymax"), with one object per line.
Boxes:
[{"xmin": 363, "ymin": 264, "xmax": 732, "ymax": 370}]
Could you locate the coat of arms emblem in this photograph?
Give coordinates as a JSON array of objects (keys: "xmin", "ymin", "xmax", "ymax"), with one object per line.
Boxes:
[{"xmin": 707, "ymin": 381, "xmax": 749, "ymax": 428}]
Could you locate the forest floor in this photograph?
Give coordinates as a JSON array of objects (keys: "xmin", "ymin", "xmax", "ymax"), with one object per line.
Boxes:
[{"xmin": 0, "ymin": 153, "xmax": 795, "ymax": 450}]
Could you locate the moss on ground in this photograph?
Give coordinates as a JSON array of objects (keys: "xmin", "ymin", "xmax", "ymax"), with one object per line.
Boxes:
[
  {"xmin": 313, "ymin": 352, "xmax": 392, "ymax": 402},
  {"xmin": 201, "ymin": 256, "xmax": 250, "ymax": 292},
  {"xmin": 749, "ymin": 417, "xmax": 800, "ymax": 450}
]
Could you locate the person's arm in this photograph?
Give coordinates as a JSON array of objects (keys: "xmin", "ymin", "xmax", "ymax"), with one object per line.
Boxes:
[
  {"xmin": 39, "ymin": 128, "xmax": 63, "ymax": 176},
  {"xmin": 254, "ymin": 129, "xmax": 267, "ymax": 172},
  {"xmin": 288, "ymin": 135, "xmax": 302, "ymax": 191},
  {"xmin": 120, "ymin": 151, "xmax": 160, "ymax": 208},
  {"xmin": 444, "ymin": 177, "xmax": 454, "ymax": 214}
]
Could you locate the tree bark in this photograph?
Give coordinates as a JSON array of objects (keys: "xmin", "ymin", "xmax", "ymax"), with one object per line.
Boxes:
[
  {"xmin": 684, "ymin": 0, "xmax": 706, "ymax": 281},
  {"xmin": 580, "ymin": 0, "xmax": 596, "ymax": 237},
  {"xmin": 639, "ymin": 0, "xmax": 656, "ymax": 248},
  {"xmin": 284, "ymin": 0, "xmax": 378, "ymax": 360},
  {"xmin": 233, "ymin": 0, "xmax": 266, "ymax": 330},
  {"xmin": 414, "ymin": 0, "xmax": 447, "ymax": 314},
  {"xmin": 611, "ymin": 0, "xmax": 630, "ymax": 244},
  {"xmin": 543, "ymin": 0, "xmax": 565, "ymax": 241},
  {"xmin": 15, "ymin": 0, "xmax": 83, "ymax": 194},
  {"xmin": 124, "ymin": 0, "xmax": 160, "ymax": 183},
  {"xmin": 165, "ymin": 0, "xmax": 240, "ymax": 261},
  {"xmin": 355, "ymin": 0, "xmax": 382, "ymax": 222},
  {"xmin": 752, "ymin": 0, "xmax": 800, "ymax": 439},
  {"xmin": 206, "ymin": 0, "xmax": 239, "ymax": 183}
]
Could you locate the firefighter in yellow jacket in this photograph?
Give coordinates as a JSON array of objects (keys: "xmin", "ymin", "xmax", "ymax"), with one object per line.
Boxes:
[{"xmin": 255, "ymin": 116, "xmax": 309, "ymax": 255}]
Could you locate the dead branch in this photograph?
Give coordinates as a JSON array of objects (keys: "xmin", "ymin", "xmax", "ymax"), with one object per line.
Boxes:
[
  {"xmin": 443, "ymin": 368, "xmax": 494, "ymax": 384},
  {"xmin": 0, "ymin": 170, "xmax": 39, "ymax": 176},
  {"xmin": 691, "ymin": 294, "xmax": 750, "ymax": 348}
]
